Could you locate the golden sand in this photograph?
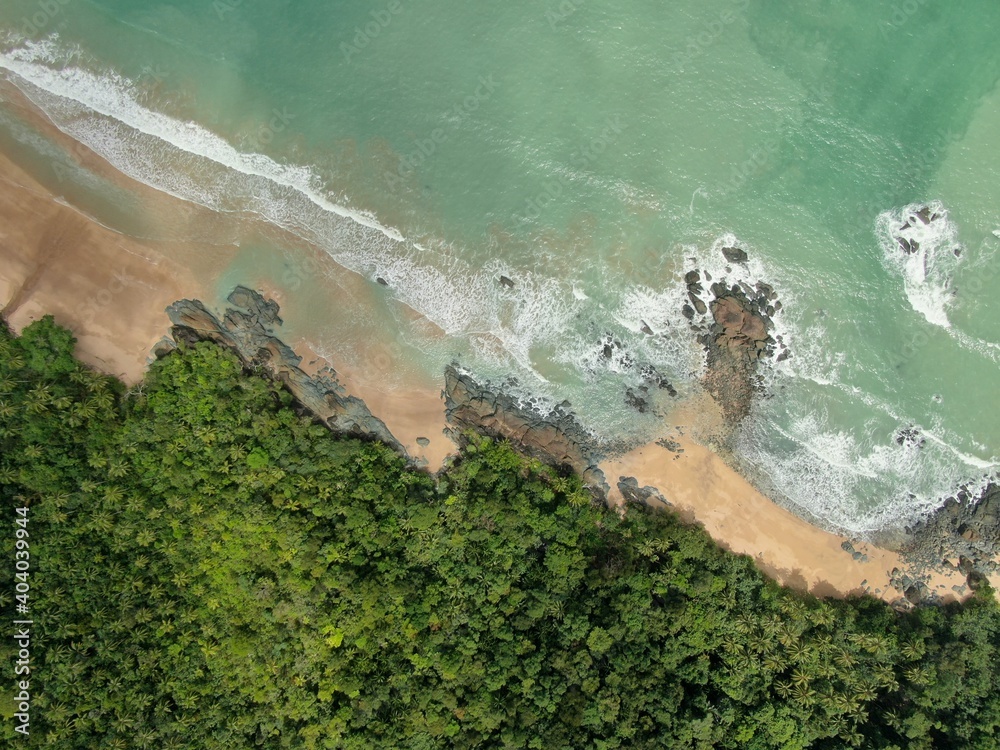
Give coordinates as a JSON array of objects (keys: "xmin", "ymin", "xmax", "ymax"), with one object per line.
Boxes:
[{"xmin": 1, "ymin": 88, "xmax": 989, "ymax": 604}]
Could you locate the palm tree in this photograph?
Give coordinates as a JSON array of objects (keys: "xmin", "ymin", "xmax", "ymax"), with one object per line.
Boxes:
[
  {"xmin": 874, "ymin": 664, "xmax": 899, "ymax": 691},
  {"xmin": 787, "ymin": 640, "xmax": 811, "ymax": 663},
  {"xmin": 763, "ymin": 654, "xmax": 785, "ymax": 673},
  {"xmin": 855, "ymin": 678, "xmax": 879, "ymax": 702},
  {"xmin": 835, "ymin": 648, "xmax": 856, "ymax": 671},
  {"xmin": 791, "ymin": 668, "xmax": 812, "ymax": 688},
  {"xmin": 901, "ymin": 640, "xmax": 924, "ymax": 661},
  {"xmin": 904, "ymin": 665, "xmax": 932, "ymax": 686},
  {"xmin": 791, "ymin": 682, "xmax": 816, "ymax": 705}
]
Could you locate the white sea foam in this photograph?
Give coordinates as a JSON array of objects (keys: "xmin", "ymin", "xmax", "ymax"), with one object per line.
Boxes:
[
  {"xmin": 876, "ymin": 205, "xmax": 1000, "ymax": 365},
  {"xmin": 876, "ymin": 200, "xmax": 962, "ymax": 329},
  {"xmin": 0, "ymin": 37, "xmax": 592, "ymax": 389},
  {"xmin": 738, "ymin": 406, "xmax": 998, "ymax": 535},
  {"xmin": 3, "ymin": 36, "xmax": 993, "ymax": 534}
]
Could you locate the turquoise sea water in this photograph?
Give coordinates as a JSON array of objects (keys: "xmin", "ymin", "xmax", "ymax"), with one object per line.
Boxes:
[{"xmin": 2, "ymin": 0, "xmax": 999, "ymax": 533}]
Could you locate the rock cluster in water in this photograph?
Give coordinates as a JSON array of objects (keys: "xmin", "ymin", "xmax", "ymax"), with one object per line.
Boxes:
[
  {"xmin": 159, "ymin": 286, "xmax": 403, "ymax": 453},
  {"xmin": 442, "ymin": 365, "xmax": 609, "ymax": 498},
  {"xmin": 892, "ymin": 205, "xmax": 942, "ymax": 255},
  {"xmin": 683, "ymin": 248, "xmax": 788, "ymax": 423}
]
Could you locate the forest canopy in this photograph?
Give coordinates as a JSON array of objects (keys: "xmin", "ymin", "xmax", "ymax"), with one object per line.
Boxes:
[{"xmin": 1, "ymin": 316, "xmax": 999, "ymax": 749}]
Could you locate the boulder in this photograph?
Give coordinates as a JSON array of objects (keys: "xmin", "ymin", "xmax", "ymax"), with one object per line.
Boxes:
[
  {"xmin": 617, "ymin": 476, "xmax": 670, "ymax": 507},
  {"xmin": 721, "ymin": 246, "xmax": 749, "ymax": 264}
]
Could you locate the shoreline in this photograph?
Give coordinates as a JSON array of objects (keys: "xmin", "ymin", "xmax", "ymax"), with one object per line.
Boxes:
[{"xmin": 0, "ymin": 95, "xmax": 995, "ymax": 607}]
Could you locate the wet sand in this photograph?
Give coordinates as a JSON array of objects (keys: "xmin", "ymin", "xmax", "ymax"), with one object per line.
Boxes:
[
  {"xmin": 602, "ymin": 434, "xmax": 983, "ymax": 602},
  {"xmin": 0, "ymin": 86, "xmax": 988, "ymax": 605},
  {"xmin": 0, "ymin": 150, "xmax": 213, "ymax": 382}
]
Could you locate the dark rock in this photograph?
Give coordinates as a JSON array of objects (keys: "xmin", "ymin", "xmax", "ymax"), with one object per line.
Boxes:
[
  {"xmin": 682, "ymin": 304, "xmax": 695, "ymax": 321},
  {"xmin": 656, "ymin": 437, "xmax": 682, "ymax": 453},
  {"xmin": 721, "ymin": 245, "xmax": 749, "ymax": 264},
  {"xmin": 376, "ymin": 277, "xmax": 389, "ymax": 286},
  {"xmin": 499, "ymin": 275, "xmax": 515, "ymax": 289},
  {"xmin": 888, "ymin": 482, "xmax": 1000, "ymax": 587},
  {"xmin": 617, "ymin": 476, "xmax": 670, "ymax": 507},
  {"xmin": 166, "ymin": 287, "xmax": 404, "ymax": 455},
  {"xmin": 698, "ymin": 284, "xmax": 775, "ymax": 422},
  {"xmin": 904, "ymin": 582, "xmax": 928, "ymax": 604},
  {"xmin": 967, "ymin": 569, "xmax": 988, "ymax": 591},
  {"xmin": 602, "ymin": 344, "xmax": 613, "ymax": 360},
  {"xmin": 625, "ymin": 387, "xmax": 649, "ymax": 413},
  {"xmin": 416, "ymin": 436, "xmax": 431, "ymax": 447},
  {"xmin": 442, "ymin": 365, "xmax": 610, "ymax": 500},
  {"xmin": 639, "ymin": 364, "xmax": 676, "ymax": 396},
  {"xmin": 684, "ymin": 270, "xmax": 701, "ymax": 284},
  {"xmin": 959, "ymin": 524, "xmax": 979, "ymax": 542},
  {"xmin": 895, "ymin": 426, "xmax": 926, "ymax": 449},
  {"xmin": 152, "ymin": 337, "xmax": 176, "ymax": 359},
  {"xmin": 640, "ymin": 320, "xmax": 654, "ymax": 336},
  {"xmin": 688, "ymin": 292, "xmax": 708, "ymax": 316},
  {"xmin": 915, "ymin": 206, "xmax": 932, "ymax": 224}
]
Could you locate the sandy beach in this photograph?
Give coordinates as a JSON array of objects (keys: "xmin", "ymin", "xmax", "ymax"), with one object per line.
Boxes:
[
  {"xmin": 0, "ymin": 84, "xmax": 988, "ymax": 606},
  {"xmin": 602, "ymin": 435, "xmax": 983, "ymax": 602}
]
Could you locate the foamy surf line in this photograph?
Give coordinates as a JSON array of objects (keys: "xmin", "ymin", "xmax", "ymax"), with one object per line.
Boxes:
[
  {"xmin": 0, "ymin": 40, "xmax": 405, "ymax": 242},
  {"xmin": 0, "ymin": 38, "xmax": 590, "ymax": 384},
  {"xmin": 739, "ymin": 397, "xmax": 998, "ymax": 536},
  {"xmin": 876, "ymin": 201, "xmax": 962, "ymax": 329}
]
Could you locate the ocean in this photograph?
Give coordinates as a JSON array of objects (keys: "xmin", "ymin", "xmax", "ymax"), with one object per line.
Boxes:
[{"xmin": 1, "ymin": 0, "xmax": 998, "ymax": 534}]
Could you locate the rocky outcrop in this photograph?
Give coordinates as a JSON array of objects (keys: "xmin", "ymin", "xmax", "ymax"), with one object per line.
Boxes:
[
  {"xmin": 617, "ymin": 476, "xmax": 670, "ymax": 508},
  {"xmin": 683, "ymin": 249, "xmax": 788, "ymax": 423},
  {"xmin": 162, "ymin": 286, "xmax": 404, "ymax": 453},
  {"xmin": 443, "ymin": 365, "xmax": 609, "ymax": 498},
  {"xmin": 890, "ymin": 480, "xmax": 1000, "ymax": 586}
]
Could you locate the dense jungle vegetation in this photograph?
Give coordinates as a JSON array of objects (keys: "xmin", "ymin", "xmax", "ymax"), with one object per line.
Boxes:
[{"xmin": 1, "ymin": 316, "xmax": 999, "ymax": 749}]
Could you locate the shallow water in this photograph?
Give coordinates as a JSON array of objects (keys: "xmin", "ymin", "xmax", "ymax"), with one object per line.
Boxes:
[{"xmin": 1, "ymin": 0, "xmax": 998, "ymax": 533}]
